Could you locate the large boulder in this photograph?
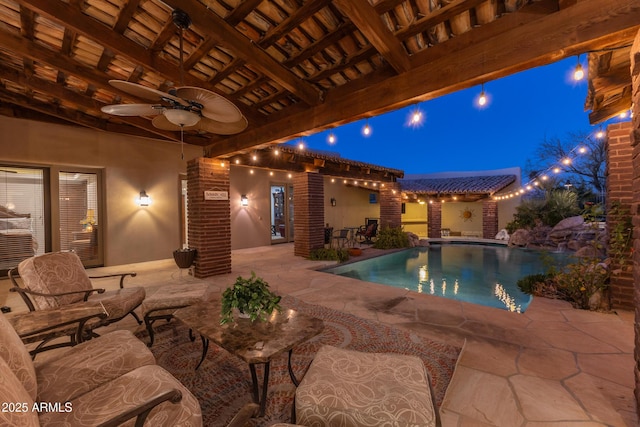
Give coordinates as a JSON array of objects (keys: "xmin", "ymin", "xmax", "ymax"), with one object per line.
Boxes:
[
  {"xmin": 508, "ymin": 229, "xmax": 530, "ymax": 247},
  {"xmin": 406, "ymin": 232, "xmax": 420, "ymax": 247}
]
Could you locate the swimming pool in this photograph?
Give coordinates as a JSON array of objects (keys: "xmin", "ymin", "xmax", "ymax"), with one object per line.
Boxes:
[{"xmin": 322, "ymin": 243, "xmax": 574, "ymax": 313}]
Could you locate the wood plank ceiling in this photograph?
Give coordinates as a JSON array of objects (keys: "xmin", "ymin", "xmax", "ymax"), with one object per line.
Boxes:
[{"xmin": 0, "ymin": 0, "xmax": 638, "ymax": 159}]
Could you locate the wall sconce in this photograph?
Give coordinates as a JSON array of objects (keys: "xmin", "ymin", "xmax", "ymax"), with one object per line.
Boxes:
[
  {"xmin": 330, "ymin": 197, "xmax": 336, "ymax": 207},
  {"xmin": 241, "ymin": 194, "xmax": 249, "ymax": 207},
  {"xmin": 136, "ymin": 190, "xmax": 151, "ymax": 207}
]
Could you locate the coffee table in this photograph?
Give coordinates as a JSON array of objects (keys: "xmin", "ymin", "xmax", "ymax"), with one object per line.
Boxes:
[{"xmin": 174, "ymin": 299, "xmax": 324, "ymax": 417}]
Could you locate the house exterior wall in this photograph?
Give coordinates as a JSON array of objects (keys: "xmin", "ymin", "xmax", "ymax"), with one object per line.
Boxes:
[
  {"xmin": 323, "ymin": 178, "xmax": 380, "ymax": 230},
  {"xmin": 0, "ymin": 116, "xmax": 200, "ymax": 266},
  {"xmin": 442, "ymin": 202, "xmax": 482, "ymax": 236}
]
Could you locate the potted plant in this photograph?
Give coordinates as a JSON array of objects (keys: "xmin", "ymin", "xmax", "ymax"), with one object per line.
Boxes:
[
  {"xmin": 173, "ymin": 248, "xmax": 197, "ymax": 269},
  {"xmin": 220, "ymin": 272, "xmax": 282, "ymax": 325}
]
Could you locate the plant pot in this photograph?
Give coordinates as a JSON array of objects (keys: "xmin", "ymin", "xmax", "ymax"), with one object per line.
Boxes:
[
  {"xmin": 173, "ymin": 248, "xmax": 197, "ymax": 269},
  {"xmin": 349, "ymin": 248, "xmax": 362, "ymax": 256}
]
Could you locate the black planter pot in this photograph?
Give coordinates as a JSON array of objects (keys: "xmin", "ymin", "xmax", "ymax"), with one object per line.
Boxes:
[{"xmin": 173, "ymin": 248, "xmax": 197, "ymax": 269}]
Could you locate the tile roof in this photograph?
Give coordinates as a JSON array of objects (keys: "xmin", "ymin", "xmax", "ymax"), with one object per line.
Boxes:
[{"xmin": 399, "ymin": 175, "xmax": 517, "ymax": 195}]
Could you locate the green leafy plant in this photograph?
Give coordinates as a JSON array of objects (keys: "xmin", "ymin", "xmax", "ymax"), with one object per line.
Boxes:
[
  {"xmin": 607, "ymin": 201, "xmax": 633, "ymax": 274},
  {"xmin": 516, "ymin": 273, "xmax": 552, "ymax": 294},
  {"xmin": 506, "ymin": 190, "xmax": 580, "ymax": 233},
  {"xmin": 220, "ymin": 272, "xmax": 281, "ymax": 325},
  {"xmin": 553, "ymin": 257, "xmax": 609, "ymax": 309},
  {"xmin": 373, "ymin": 226, "xmax": 409, "ymax": 249},
  {"xmin": 309, "ymin": 247, "xmax": 349, "ymax": 262}
]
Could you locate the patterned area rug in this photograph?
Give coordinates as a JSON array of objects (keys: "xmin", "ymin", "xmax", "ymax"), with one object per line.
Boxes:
[{"xmin": 141, "ymin": 295, "xmax": 461, "ymax": 426}]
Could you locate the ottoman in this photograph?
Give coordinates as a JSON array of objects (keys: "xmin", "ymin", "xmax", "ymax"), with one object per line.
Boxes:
[
  {"xmin": 141, "ymin": 282, "xmax": 209, "ymax": 346},
  {"xmin": 295, "ymin": 345, "xmax": 441, "ymax": 427}
]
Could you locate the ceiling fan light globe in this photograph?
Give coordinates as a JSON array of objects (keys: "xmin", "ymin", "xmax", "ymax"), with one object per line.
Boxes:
[{"xmin": 164, "ymin": 109, "xmax": 200, "ymax": 127}]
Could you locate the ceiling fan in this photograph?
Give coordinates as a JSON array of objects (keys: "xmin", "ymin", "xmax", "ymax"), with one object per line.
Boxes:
[{"xmin": 100, "ymin": 9, "xmax": 247, "ymax": 136}]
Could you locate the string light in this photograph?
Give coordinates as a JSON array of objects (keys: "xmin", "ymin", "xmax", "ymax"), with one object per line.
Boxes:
[
  {"xmin": 573, "ymin": 54, "xmax": 585, "ymax": 81},
  {"xmin": 476, "ymin": 83, "xmax": 488, "ymax": 108},
  {"xmin": 362, "ymin": 119, "xmax": 372, "ymax": 137},
  {"xmin": 494, "ymin": 131, "xmax": 600, "ymax": 201},
  {"xmin": 327, "ymin": 132, "xmax": 337, "ymax": 145},
  {"xmin": 408, "ymin": 105, "xmax": 424, "ymax": 128}
]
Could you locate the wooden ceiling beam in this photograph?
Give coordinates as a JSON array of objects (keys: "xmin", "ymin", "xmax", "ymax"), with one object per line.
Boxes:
[
  {"xmin": 113, "ymin": 0, "xmax": 141, "ymax": 34},
  {"xmin": 0, "ymin": 63, "xmax": 205, "ymax": 143},
  {"xmin": 0, "ymin": 87, "xmax": 168, "ymax": 141},
  {"xmin": 258, "ymin": 0, "xmax": 332, "ymax": 47},
  {"xmin": 588, "ymin": 88, "xmax": 632, "ymax": 123},
  {"xmin": 333, "ymin": 0, "xmax": 411, "ymax": 74},
  {"xmin": 14, "ymin": 0, "xmax": 261, "ymax": 124},
  {"xmin": 205, "ymin": 0, "xmax": 640, "ymax": 156},
  {"xmin": 159, "ymin": 0, "xmax": 322, "ymax": 107}
]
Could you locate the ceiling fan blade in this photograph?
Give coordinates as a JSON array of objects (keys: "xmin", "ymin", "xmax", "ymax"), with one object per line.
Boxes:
[
  {"xmin": 151, "ymin": 114, "xmax": 199, "ymax": 131},
  {"xmin": 101, "ymin": 104, "xmax": 162, "ymax": 116},
  {"xmin": 175, "ymin": 87, "xmax": 243, "ymax": 123},
  {"xmin": 108, "ymin": 80, "xmax": 188, "ymax": 106},
  {"xmin": 196, "ymin": 116, "xmax": 248, "ymax": 135}
]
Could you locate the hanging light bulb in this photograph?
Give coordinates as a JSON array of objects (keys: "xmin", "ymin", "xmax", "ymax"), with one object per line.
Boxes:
[
  {"xmin": 595, "ymin": 129, "xmax": 604, "ymax": 139},
  {"xmin": 362, "ymin": 119, "xmax": 372, "ymax": 137},
  {"xmin": 573, "ymin": 55, "xmax": 585, "ymax": 81},
  {"xmin": 408, "ymin": 105, "xmax": 424, "ymax": 128},
  {"xmin": 327, "ymin": 132, "xmax": 337, "ymax": 145},
  {"xmin": 476, "ymin": 83, "xmax": 488, "ymax": 108}
]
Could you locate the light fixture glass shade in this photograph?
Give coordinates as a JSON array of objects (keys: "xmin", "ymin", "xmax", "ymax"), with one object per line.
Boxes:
[
  {"xmin": 163, "ymin": 109, "xmax": 200, "ymax": 127},
  {"xmin": 136, "ymin": 190, "xmax": 151, "ymax": 206}
]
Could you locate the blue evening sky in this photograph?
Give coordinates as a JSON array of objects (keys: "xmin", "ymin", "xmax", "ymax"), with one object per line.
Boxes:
[{"xmin": 287, "ymin": 57, "xmax": 627, "ymax": 176}]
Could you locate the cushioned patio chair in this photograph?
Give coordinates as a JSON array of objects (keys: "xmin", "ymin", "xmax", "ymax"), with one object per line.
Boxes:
[
  {"xmin": 8, "ymin": 251, "xmax": 145, "ymax": 354},
  {"xmin": 0, "ymin": 310, "xmax": 202, "ymax": 426},
  {"xmin": 355, "ymin": 222, "xmax": 378, "ymax": 244}
]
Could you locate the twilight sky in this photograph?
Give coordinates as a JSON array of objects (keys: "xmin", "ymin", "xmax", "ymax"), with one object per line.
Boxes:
[{"xmin": 287, "ymin": 57, "xmax": 628, "ymax": 177}]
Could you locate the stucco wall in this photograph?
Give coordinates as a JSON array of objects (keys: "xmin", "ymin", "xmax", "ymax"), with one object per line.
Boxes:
[
  {"xmin": 323, "ymin": 177, "xmax": 380, "ymax": 230},
  {"xmin": 0, "ymin": 116, "xmax": 201, "ymax": 266}
]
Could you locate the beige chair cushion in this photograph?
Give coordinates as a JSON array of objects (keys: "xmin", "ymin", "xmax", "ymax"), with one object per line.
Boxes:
[
  {"xmin": 89, "ymin": 287, "xmax": 146, "ymax": 320},
  {"xmin": 0, "ymin": 312, "xmax": 37, "ymax": 400},
  {"xmin": 0, "ymin": 356, "xmax": 39, "ymax": 426},
  {"xmin": 296, "ymin": 345, "xmax": 439, "ymax": 427},
  {"xmin": 39, "ymin": 365, "xmax": 202, "ymax": 427},
  {"xmin": 18, "ymin": 252, "xmax": 95, "ymax": 309},
  {"xmin": 36, "ymin": 330, "xmax": 156, "ymax": 403}
]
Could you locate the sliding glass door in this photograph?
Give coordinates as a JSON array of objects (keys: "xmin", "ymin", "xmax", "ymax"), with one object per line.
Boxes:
[
  {"xmin": 0, "ymin": 166, "xmax": 47, "ymax": 273},
  {"xmin": 59, "ymin": 171, "xmax": 101, "ymax": 265}
]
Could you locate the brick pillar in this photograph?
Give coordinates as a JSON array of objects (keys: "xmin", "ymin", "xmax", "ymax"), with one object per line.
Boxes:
[
  {"xmin": 482, "ymin": 200, "xmax": 498, "ymax": 239},
  {"xmin": 379, "ymin": 182, "xmax": 402, "ymax": 229},
  {"xmin": 187, "ymin": 158, "xmax": 231, "ymax": 278},
  {"xmin": 629, "ymin": 30, "xmax": 640, "ymax": 419},
  {"xmin": 607, "ymin": 121, "xmax": 634, "ymax": 309},
  {"xmin": 427, "ymin": 202, "xmax": 441, "ymax": 238},
  {"xmin": 293, "ymin": 172, "xmax": 324, "ymax": 258}
]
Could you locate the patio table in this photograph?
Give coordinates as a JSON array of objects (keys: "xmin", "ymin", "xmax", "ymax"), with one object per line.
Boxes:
[{"xmin": 174, "ymin": 299, "xmax": 324, "ymax": 417}]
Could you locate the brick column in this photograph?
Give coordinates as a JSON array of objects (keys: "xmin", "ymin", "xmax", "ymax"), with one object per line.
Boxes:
[
  {"xmin": 482, "ymin": 200, "xmax": 498, "ymax": 239},
  {"xmin": 607, "ymin": 121, "xmax": 634, "ymax": 309},
  {"xmin": 187, "ymin": 158, "xmax": 231, "ymax": 277},
  {"xmin": 379, "ymin": 182, "xmax": 402, "ymax": 229},
  {"xmin": 293, "ymin": 172, "xmax": 324, "ymax": 258},
  {"xmin": 629, "ymin": 30, "xmax": 640, "ymax": 419},
  {"xmin": 427, "ymin": 202, "xmax": 442, "ymax": 238}
]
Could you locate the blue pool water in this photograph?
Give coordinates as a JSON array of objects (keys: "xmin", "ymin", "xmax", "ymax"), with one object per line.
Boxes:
[{"xmin": 323, "ymin": 243, "xmax": 574, "ymax": 313}]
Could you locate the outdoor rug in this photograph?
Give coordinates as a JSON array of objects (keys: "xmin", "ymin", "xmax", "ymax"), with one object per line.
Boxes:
[{"xmin": 140, "ymin": 295, "xmax": 461, "ymax": 426}]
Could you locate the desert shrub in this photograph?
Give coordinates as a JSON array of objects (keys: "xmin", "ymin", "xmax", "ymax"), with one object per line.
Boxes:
[
  {"xmin": 309, "ymin": 247, "xmax": 349, "ymax": 262},
  {"xmin": 553, "ymin": 257, "xmax": 609, "ymax": 309},
  {"xmin": 373, "ymin": 226, "xmax": 409, "ymax": 249},
  {"xmin": 506, "ymin": 190, "xmax": 580, "ymax": 232},
  {"xmin": 516, "ymin": 273, "xmax": 552, "ymax": 294}
]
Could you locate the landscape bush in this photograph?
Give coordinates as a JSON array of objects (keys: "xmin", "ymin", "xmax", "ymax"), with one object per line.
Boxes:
[{"xmin": 373, "ymin": 226, "xmax": 410, "ymax": 249}]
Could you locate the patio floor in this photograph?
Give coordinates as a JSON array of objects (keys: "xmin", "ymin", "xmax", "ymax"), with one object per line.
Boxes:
[{"xmin": 1, "ymin": 243, "xmax": 636, "ymax": 426}]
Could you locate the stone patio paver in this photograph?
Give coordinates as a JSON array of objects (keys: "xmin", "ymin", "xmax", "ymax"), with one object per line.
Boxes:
[{"xmin": 1, "ymin": 243, "xmax": 636, "ymax": 426}]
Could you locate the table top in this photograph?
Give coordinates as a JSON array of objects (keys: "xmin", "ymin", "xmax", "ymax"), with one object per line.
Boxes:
[{"xmin": 174, "ymin": 299, "xmax": 324, "ymax": 364}]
